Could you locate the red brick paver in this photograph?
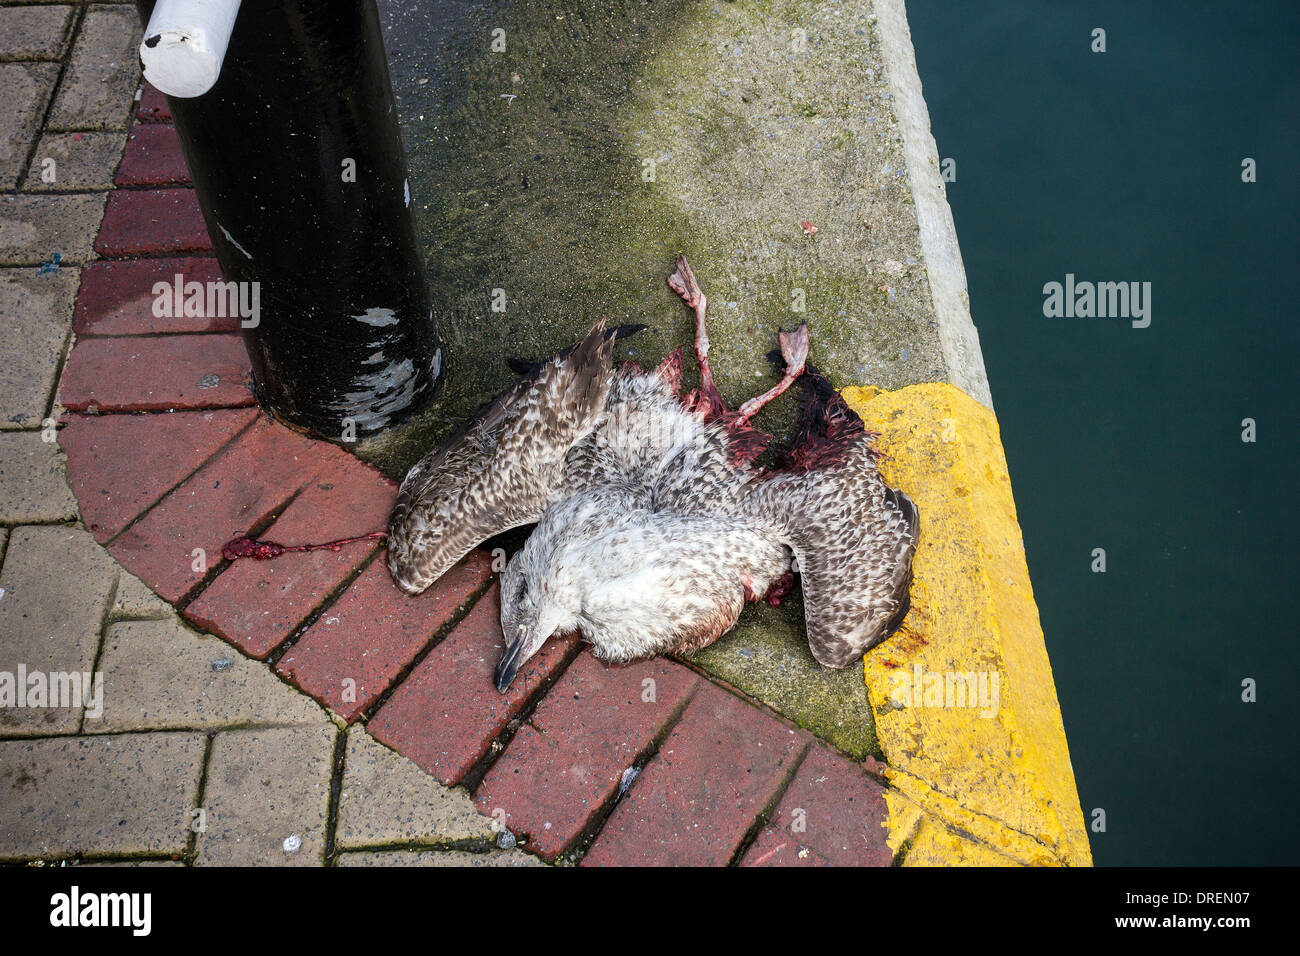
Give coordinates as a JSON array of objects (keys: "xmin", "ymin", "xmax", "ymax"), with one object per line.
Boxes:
[
  {"xmin": 476, "ymin": 654, "xmax": 700, "ymax": 860},
  {"xmin": 739, "ymin": 745, "xmax": 893, "ymax": 867},
  {"xmin": 94, "ymin": 188, "xmax": 213, "ymax": 257},
  {"xmin": 275, "ymin": 549, "xmax": 493, "ymax": 716},
  {"xmin": 367, "ymin": 583, "xmax": 580, "ymax": 786},
  {"xmin": 59, "ymin": 334, "xmax": 253, "ymax": 412},
  {"xmin": 186, "ymin": 456, "xmax": 398, "ymax": 659},
  {"xmin": 116, "ymin": 124, "xmax": 190, "ymax": 187},
  {"xmin": 74, "ymin": 258, "xmax": 237, "ymax": 335},
  {"xmin": 581, "ymin": 683, "xmax": 808, "ymax": 867},
  {"xmin": 136, "ymin": 83, "xmax": 172, "ymax": 124},
  {"xmin": 59, "ymin": 407, "xmax": 258, "ymax": 543},
  {"xmin": 106, "ymin": 417, "xmax": 330, "ymax": 603}
]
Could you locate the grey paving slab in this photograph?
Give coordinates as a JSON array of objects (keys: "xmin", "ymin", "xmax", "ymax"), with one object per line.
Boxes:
[
  {"xmin": 0, "ymin": 731, "xmax": 205, "ymax": 859},
  {"xmin": 336, "ymin": 728, "xmax": 495, "ymax": 849},
  {"xmin": 0, "ymin": 524, "xmax": 118, "ymax": 736},
  {"xmin": 0, "ymin": 193, "xmax": 106, "ymax": 265},
  {"xmin": 76, "ymin": 859, "xmax": 185, "ymax": 867},
  {"xmin": 92, "ymin": 617, "xmax": 327, "ymax": 733},
  {"xmin": 0, "ymin": 431, "xmax": 78, "ymax": 523},
  {"xmin": 24, "ymin": 130, "xmax": 126, "ymax": 191},
  {"xmin": 0, "ymin": 63, "xmax": 59, "ymax": 189},
  {"xmin": 0, "ymin": 5, "xmax": 75, "ymax": 61},
  {"xmin": 47, "ymin": 5, "xmax": 140, "ymax": 131},
  {"xmin": 111, "ymin": 568, "xmax": 172, "ymax": 619},
  {"xmin": 194, "ymin": 723, "xmax": 337, "ymax": 867},
  {"xmin": 0, "ymin": 267, "xmax": 78, "ymax": 429},
  {"xmin": 336, "ymin": 848, "xmax": 545, "ymax": 867}
]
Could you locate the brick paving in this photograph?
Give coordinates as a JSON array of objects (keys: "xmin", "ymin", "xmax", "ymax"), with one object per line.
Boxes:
[{"xmin": 0, "ymin": 1, "xmax": 902, "ymax": 867}]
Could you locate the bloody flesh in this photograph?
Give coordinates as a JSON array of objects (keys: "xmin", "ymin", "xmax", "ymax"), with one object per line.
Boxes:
[{"xmin": 222, "ymin": 530, "xmax": 387, "ymax": 562}]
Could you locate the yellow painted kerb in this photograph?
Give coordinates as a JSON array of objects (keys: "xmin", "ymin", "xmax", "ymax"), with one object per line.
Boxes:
[{"xmin": 842, "ymin": 383, "xmax": 1091, "ymax": 867}]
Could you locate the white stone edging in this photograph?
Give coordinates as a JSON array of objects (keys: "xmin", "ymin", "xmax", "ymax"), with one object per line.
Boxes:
[{"xmin": 874, "ymin": 0, "xmax": 994, "ymax": 409}]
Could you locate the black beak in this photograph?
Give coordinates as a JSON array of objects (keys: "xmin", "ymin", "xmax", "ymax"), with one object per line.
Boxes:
[{"xmin": 494, "ymin": 637, "xmax": 525, "ymax": 693}]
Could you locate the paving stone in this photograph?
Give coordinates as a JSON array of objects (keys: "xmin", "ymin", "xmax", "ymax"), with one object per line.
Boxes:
[
  {"xmin": 47, "ymin": 5, "xmax": 141, "ymax": 131},
  {"xmin": 91, "ymin": 618, "xmax": 326, "ymax": 733},
  {"xmin": 580, "ymin": 683, "xmax": 807, "ymax": 867},
  {"xmin": 105, "ymin": 417, "xmax": 328, "ymax": 603},
  {"xmin": 0, "ymin": 732, "xmax": 205, "ymax": 859},
  {"xmin": 368, "ymin": 582, "xmax": 580, "ymax": 786},
  {"xmin": 0, "ymin": 267, "xmax": 77, "ymax": 428},
  {"xmin": 59, "ymin": 407, "xmax": 258, "ymax": 542},
  {"xmin": 186, "ymin": 456, "xmax": 396, "ymax": 658},
  {"xmin": 77, "ymin": 859, "xmax": 185, "ymax": 867},
  {"xmin": 195, "ymin": 723, "xmax": 336, "ymax": 867},
  {"xmin": 115, "ymin": 123, "xmax": 189, "ymax": 186},
  {"xmin": 93, "ymin": 188, "xmax": 212, "ymax": 257},
  {"xmin": 136, "ymin": 81, "xmax": 170, "ymax": 124},
  {"xmin": 111, "ymin": 567, "xmax": 171, "ymax": 618},
  {"xmin": 74, "ymin": 257, "xmax": 237, "ymax": 335},
  {"xmin": 25, "ymin": 131, "xmax": 126, "ymax": 191},
  {"xmin": 58, "ymin": 333, "xmax": 254, "ymax": 412},
  {"xmin": 0, "ymin": 62, "xmax": 58, "ymax": 189},
  {"xmin": 276, "ymin": 549, "xmax": 492, "ymax": 718},
  {"xmin": 335, "ymin": 728, "xmax": 494, "ymax": 849},
  {"xmin": 0, "ymin": 5, "xmax": 75, "ymax": 61},
  {"xmin": 0, "ymin": 193, "xmax": 106, "ymax": 264},
  {"xmin": 336, "ymin": 848, "xmax": 544, "ymax": 867},
  {"xmin": 739, "ymin": 745, "xmax": 893, "ymax": 867},
  {"xmin": 476, "ymin": 653, "xmax": 699, "ymax": 861},
  {"xmin": 0, "ymin": 431, "xmax": 77, "ymax": 523},
  {"xmin": 0, "ymin": 525, "xmax": 119, "ymax": 736}
]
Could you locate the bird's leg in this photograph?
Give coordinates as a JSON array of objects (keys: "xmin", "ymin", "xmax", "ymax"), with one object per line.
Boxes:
[
  {"xmin": 736, "ymin": 323, "xmax": 809, "ymax": 425},
  {"xmin": 667, "ymin": 255, "xmax": 725, "ymax": 415}
]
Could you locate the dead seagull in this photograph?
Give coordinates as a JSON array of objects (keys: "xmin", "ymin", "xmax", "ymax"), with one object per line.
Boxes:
[
  {"xmin": 492, "ymin": 361, "xmax": 919, "ymax": 690},
  {"xmin": 386, "ymin": 256, "xmax": 920, "ymax": 692}
]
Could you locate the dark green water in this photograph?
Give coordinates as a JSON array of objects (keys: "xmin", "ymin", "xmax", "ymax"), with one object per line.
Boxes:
[{"xmin": 908, "ymin": 0, "xmax": 1299, "ymax": 864}]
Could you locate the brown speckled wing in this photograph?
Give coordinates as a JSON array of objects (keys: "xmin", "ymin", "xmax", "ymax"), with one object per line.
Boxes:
[
  {"xmin": 739, "ymin": 442, "xmax": 920, "ymax": 667},
  {"xmin": 386, "ymin": 322, "xmax": 618, "ymax": 595}
]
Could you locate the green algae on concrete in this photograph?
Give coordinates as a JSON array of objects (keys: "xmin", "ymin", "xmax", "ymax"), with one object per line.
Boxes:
[
  {"xmin": 362, "ymin": 0, "xmax": 955, "ymax": 758},
  {"xmin": 363, "ymin": 0, "xmax": 944, "ymax": 475}
]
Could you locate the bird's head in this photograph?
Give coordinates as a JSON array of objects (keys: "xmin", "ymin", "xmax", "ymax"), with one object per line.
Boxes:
[{"xmin": 495, "ymin": 538, "xmax": 581, "ymax": 693}]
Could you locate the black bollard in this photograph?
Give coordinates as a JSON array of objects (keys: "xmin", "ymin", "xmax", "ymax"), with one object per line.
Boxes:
[{"xmin": 134, "ymin": 0, "xmax": 441, "ymax": 442}]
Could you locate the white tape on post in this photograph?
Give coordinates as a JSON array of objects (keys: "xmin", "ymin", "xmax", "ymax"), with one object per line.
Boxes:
[{"xmin": 140, "ymin": 0, "xmax": 243, "ymax": 98}]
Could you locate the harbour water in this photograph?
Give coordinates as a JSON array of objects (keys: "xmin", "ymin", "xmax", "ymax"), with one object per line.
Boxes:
[{"xmin": 909, "ymin": 0, "xmax": 1299, "ymax": 864}]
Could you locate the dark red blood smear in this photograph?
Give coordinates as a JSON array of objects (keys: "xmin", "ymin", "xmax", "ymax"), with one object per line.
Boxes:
[
  {"xmin": 222, "ymin": 536, "xmax": 286, "ymax": 561},
  {"xmin": 221, "ymin": 530, "xmax": 386, "ymax": 562}
]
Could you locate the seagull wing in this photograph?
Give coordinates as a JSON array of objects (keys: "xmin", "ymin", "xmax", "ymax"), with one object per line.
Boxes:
[
  {"xmin": 736, "ymin": 373, "xmax": 921, "ymax": 667},
  {"xmin": 741, "ymin": 454, "xmax": 919, "ymax": 667},
  {"xmin": 387, "ymin": 322, "xmax": 621, "ymax": 594}
]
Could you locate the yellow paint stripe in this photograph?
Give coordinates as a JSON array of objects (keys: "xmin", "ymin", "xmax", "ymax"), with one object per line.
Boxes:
[{"xmin": 844, "ymin": 383, "xmax": 1091, "ymax": 867}]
